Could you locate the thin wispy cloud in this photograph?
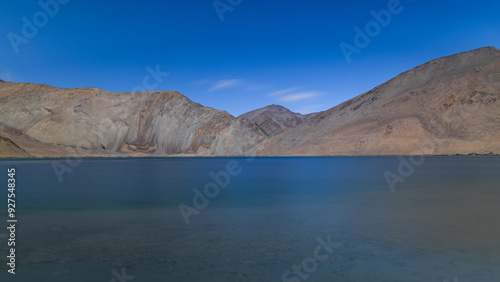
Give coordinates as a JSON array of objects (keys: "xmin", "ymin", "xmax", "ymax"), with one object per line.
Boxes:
[
  {"xmin": 268, "ymin": 87, "xmax": 299, "ymax": 97},
  {"xmin": 209, "ymin": 79, "xmax": 242, "ymax": 92},
  {"xmin": 279, "ymin": 91, "xmax": 321, "ymax": 102},
  {"xmin": 297, "ymin": 104, "xmax": 324, "ymax": 114}
]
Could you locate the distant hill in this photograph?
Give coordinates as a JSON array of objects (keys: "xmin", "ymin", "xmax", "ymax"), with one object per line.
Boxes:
[{"xmin": 238, "ymin": 104, "xmax": 317, "ymax": 137}]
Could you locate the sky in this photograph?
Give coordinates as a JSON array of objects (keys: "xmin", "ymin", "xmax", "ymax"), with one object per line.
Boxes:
[{"xmin": 1, "ymin": 0, "xmax": 500, "ymax": 116}]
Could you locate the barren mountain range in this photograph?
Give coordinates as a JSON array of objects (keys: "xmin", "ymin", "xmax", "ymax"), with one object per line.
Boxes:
[{"xmin": 0, "ymin": 47, "xmax": 499, "ymax": 158}]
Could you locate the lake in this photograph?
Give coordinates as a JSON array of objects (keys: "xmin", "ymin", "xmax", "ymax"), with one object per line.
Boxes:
[{"xmin": 0, "ymin": 157, "xmax": 499, "ymax": 281}]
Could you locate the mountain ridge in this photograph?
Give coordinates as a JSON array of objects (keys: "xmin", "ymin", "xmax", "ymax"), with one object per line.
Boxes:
[
  {"xmin": 1, "ymin": 46, "xmax": 499, "ymax": 158},
  {"xmin": 258, "ymin": 46, "xmax": 500, "ymax": 156},
  {"xmin": 0, "ymin": 82, "xmax": 267, "ymax": 158},
  {"xmin": 238, "ymin": 104, "xmax": 316, "ymax": 137}
]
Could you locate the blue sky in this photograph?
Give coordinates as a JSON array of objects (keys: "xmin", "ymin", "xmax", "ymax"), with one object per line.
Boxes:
[{"xmin": 1, "ymin": 0, "xmax": 500, "ymax": 116}]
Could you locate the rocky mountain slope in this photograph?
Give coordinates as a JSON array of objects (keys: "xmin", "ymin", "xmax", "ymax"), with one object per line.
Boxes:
[
  {"xmin": 0, "ymin": 82, "xmax": 267, "ymax": 158},
  {"xmin": 259, "ymin": 47, "xmax": 500, "ymax": 156},
  {"xmin": 238, "ymin": 104, "xmax": 316, "ymax": 136},
  {"xmin": 1, "ymin": 47, "xmax": 499, "ymax": 158}
]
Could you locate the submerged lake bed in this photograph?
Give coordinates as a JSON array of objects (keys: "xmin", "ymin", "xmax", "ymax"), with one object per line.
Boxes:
[{"xmin": 0, "ymin": 156, "xmax": 499, "ymax": 281}]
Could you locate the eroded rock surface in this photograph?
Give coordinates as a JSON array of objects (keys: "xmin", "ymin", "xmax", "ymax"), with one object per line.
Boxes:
[
  {"xmin": 238, "ymin": 105, "xmax": 315, "ymax": 137},
  {"xmin": 0, "ymin": 84, "xmax": 267, "ymax": 158}
]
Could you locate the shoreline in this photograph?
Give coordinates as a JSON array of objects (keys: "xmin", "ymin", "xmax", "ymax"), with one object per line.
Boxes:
[{"xmin": 1, "ymin": 153, "xmax": 499, "ymax": 161}]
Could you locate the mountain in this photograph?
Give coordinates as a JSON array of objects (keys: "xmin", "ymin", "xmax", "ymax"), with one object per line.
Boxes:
[
  {"xmin": 1, "ymin": 47, "xmax": 499, "ymax": 158},
  {"xmin": 0, "ymin": 82, "xmax": 267, "ymax": 158},
  {"xmin": 259, "ymin": 47, "xmax": 500, "ymax": 156},
  {"xmin": 238, "ymin": 104, "xmax": 316, "ymax": 137}
]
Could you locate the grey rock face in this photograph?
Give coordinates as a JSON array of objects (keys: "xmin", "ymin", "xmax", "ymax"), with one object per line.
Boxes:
[
  {"xmin": 238, "ymin": 104, "xmax": 313, "ymax": 136},
  {"xmin": 0, "ymin": 83, "xmax": 267, "ymax": 158}
]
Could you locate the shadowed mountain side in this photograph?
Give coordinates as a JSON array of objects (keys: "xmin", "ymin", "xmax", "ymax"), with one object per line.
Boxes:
[
  {"xmin": 238, "ymin": 104, "xmax": 317, "ymax": 137},
  {"xmin": 258, "ymin": 47, "xmax": 500, "ymax": 156},
  {"xmin": 0, "ymin": 82, "xmax": 267, "ymax": 158}
]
